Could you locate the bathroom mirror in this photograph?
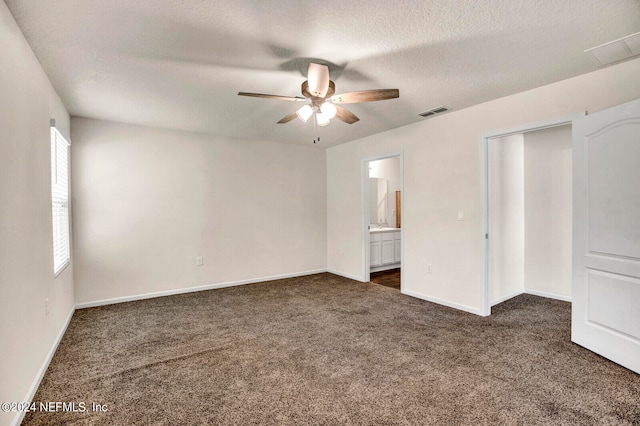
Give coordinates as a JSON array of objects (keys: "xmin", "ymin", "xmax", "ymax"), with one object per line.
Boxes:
[{"xmin": 369, "ymin": 178, "xmax": 387, "ymax": 224}]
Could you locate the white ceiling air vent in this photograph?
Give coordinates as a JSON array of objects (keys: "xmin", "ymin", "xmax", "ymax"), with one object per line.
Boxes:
[
  {"xmin": 418, "ymin": 106, "xmax": 449, "ymax": 118},
  {"xmin": 584, "ymin": 31, "xmax": 640, "ymax": 66}
]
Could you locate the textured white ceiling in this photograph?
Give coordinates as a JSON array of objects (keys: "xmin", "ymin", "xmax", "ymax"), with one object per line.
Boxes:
[{"xmin": 6, "ymin": 0, "xmax": 640, "ymax": 146}]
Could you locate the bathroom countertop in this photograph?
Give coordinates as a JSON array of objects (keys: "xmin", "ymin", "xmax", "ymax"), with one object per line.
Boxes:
[{"xmin": 370, "ymin": 227, "xmax": 400, "ymax": 233}]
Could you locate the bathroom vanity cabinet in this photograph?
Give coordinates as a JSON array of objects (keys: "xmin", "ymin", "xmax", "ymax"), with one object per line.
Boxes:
[{"xmin": 370, "ymin": 229, "xmax": 401, "ymax": 271}]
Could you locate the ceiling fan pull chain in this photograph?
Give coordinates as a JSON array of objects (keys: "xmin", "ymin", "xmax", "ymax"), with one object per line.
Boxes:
[{"xmin": 313, "ymin": 112, "xmax": 318, "ymax": 144}]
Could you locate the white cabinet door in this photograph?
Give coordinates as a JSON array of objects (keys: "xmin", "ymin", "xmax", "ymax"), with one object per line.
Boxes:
[
  {"xmin": 370, "ymin": 241, "xmax": 382, "ymax": 266},
  {"xmin": 394, "ymin": 232, "xmax": 401, "ymax": 263},
  {"xmin": 382, "ymin": 240, "xmax": 394, "ymax": 264},
  {"xmin": 572, "ymin": 98, "xmax": 640, "ymax": 373}
]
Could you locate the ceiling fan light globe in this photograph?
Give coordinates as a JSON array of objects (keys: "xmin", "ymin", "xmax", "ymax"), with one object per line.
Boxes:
[
  {"xmin": 316, "ymin": 112, "xmax": 330, "ymax": 126},
  {"xmin": 296, "ymin": 105, "xmax": 313, "ymax": 122},
  {"xmin": 320, "ymin": 102, "xmax": 337, "ymax": 119}
]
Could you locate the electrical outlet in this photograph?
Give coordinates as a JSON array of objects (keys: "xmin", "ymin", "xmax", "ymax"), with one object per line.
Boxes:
[
  {"xmin": 457, "ymin": 209, "xmax": 464, "ymax": 221},
  {"xmin": 427, "ymin": 264, "xmax": 432, "ymax": 274},
  {"xmin": 196, "ymin": 256, "xmax": 203, "ymax": 266},
  {"xmin": 45, "ymin": 298, "xmax": 50, "ymax": 316}
]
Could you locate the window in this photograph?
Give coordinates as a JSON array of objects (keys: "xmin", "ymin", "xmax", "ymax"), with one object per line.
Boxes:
[{"xmin": 51, "ymin": 123, "xmax": 70, "ymax": 275}]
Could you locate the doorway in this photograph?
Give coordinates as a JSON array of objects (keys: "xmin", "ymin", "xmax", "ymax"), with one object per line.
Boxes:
[
  {"xmin": 480, "ymin": 115, "xmax": 583, "ymax": 316},
  {"xmin": 361, "ymin": 152, "xmax": 404, "ymax": 290}
]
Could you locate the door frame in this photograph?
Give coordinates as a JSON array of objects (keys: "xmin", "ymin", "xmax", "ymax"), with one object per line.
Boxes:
[
  {"xmin": 478, "ymin": 114, "xmax": 584, "ymax": 316},
  {"xmin": 361, "ymin": 151, "xmax": 404, "ymax": 289}
]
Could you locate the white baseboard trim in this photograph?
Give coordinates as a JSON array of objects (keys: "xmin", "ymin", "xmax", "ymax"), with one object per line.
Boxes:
[
  {"xmin": 525, "ymin": 289, "xmax": 572, "ymax": 302},
  {"xmin": 75, "ymin": 269, "xmax": 328, "ymax": 309},
  {"xmin": 401, "ymin": 289, "xmax": 482, "ymax": 316},
  {"xmin": 326, "ymin": 269, "xmax": 363, "ymax": 282},
  {"xmin": 491, "ymin": 290, "xmax": 523, "ymax": 307},
  {"xmin": 490, "ymin": 289, "xmax": 572, "ymax": 309},
  {"xmin": 13, "ymin": 306, "xmax": 75, "ymax": 426}
]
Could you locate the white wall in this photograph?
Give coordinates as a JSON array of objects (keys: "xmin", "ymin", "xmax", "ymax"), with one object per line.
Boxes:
[
  {"xmin": 71, "ymin": 118, "xmax": 327, "ymax": 305},
  {"xmin": 0, "ymin": 2, "xmax": 74, "ymax": 425},
  {"xmin": 326, "ymin": 57, "xmax": 640, "ymax": 315},
  {"xmin": 524, "ymin": 125, "xmax": 572, "ymax": 298},
  {"xmin": 489, "ymin": 135, "xmax": 524, "ymax": 304}
]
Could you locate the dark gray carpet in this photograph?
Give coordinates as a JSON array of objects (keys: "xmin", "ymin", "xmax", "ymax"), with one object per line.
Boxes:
[{"xmin": 23, "ymin": 273, "xmax": 640, "ymax": 425}]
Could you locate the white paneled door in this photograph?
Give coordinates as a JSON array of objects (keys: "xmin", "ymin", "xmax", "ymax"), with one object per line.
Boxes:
[{"xmin": 572, "ymin": 98, "xmax": 640, "ymax": 373}]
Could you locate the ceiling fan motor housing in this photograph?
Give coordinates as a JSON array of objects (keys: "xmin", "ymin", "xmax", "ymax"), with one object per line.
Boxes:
[{"xmin": 302, "ymin": 80, "xmax": 336, "ymax": 99}]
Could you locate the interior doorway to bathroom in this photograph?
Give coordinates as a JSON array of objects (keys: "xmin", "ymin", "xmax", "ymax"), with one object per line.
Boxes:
[{"xmin": 362, "ymin": 153, "xmax": 403, "ymax": 290}]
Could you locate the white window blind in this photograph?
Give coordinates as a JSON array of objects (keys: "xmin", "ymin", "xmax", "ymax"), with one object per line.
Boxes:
[{"xmin": 51, "ymin": 124, "xmax": 71, "ymax": 276}]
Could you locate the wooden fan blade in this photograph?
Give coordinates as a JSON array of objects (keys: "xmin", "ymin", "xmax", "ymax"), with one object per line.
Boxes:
[
  {"xmin": 307, "ymin": 63, "xmax": 330, "ymax": 98},
  {"xmin": 334, "ymin": 105, "xmax": 360, "ymax": 124},
  {"xmin": 238, "ymin": 92, "xmax": 306, "ymax": 102},
  {"xmin": 277, "ymin": 112, "xmax": 298, "ymax": 124},
  {"xmin": 331, "ymin": 89, "xmax": 399, "ymax": 104}
]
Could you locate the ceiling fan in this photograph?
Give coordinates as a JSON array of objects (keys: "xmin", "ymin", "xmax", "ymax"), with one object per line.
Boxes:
[{"xmin": 238, "ymin": 63, "xmax": 399, "ymax": 127}]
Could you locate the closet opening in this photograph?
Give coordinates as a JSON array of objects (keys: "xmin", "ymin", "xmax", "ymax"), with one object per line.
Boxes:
[{"xmin": 479, "ymin": 114, "xmax": 583, "ymax": 316}]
